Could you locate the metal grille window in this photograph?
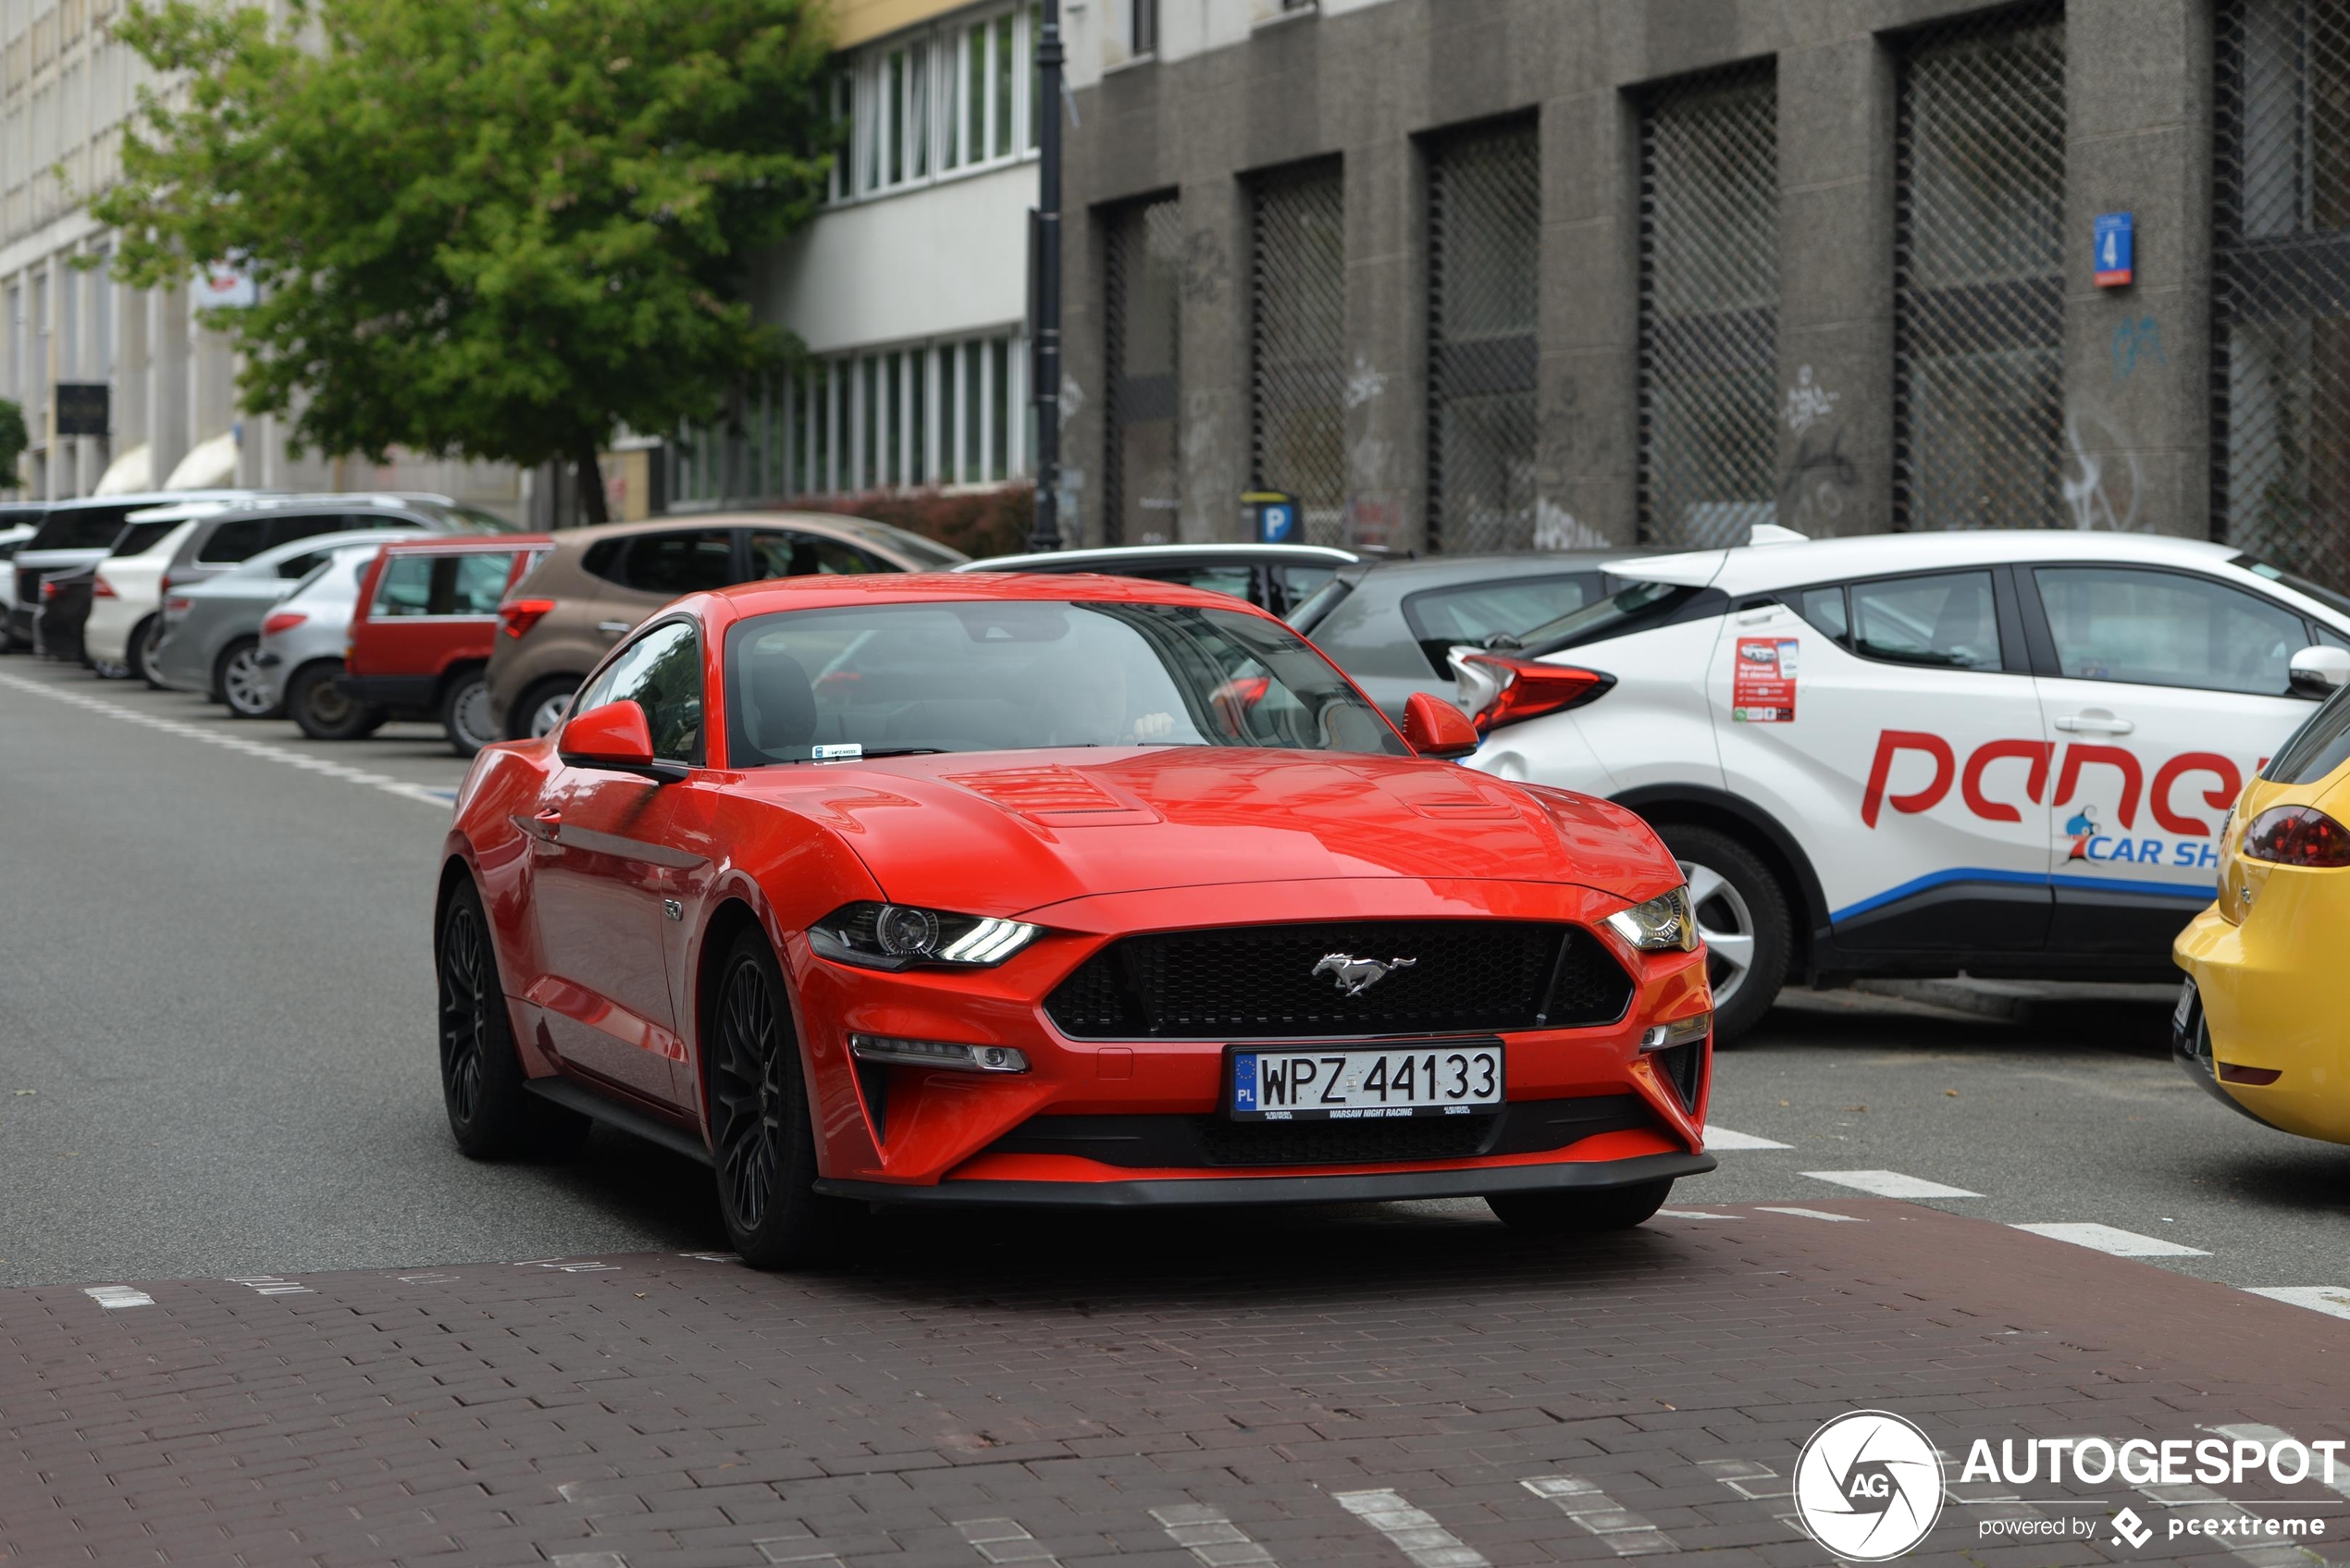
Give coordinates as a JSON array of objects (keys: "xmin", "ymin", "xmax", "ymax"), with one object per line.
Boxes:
[
  {"xmin": 2215, "ymin": 0, "xmax": 2350, "ymax": 587},
  {"xmin": 1638, "ymin": 67, "xmax": 1777, "ymax": 549},
  {"xmin": 1104, "ymin": 196, "xmax": 1181, "ymax": 545},
  {"xmin": 1250, "ymin": 159, "xmax": 1346, "ymax": 545},
  {"xmin": 1427, "ymin": 117, "xmax": 1540, "ymax": 554},
  {"xmin": 1893, "ymin": 6, "xmax": 2066, "ymax": 532}
]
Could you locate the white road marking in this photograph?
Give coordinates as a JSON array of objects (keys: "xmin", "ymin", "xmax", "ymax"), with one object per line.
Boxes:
[
  {"xmin": 1696, "ymin": 1458, "xmax": 1800, "ymax": 1529},
  {"xmin": 1334, "ymin": 1488, "xmax": 1490, "ymax": 1568},
  {"xmin": 1702, "ymin": 1127, "xmax": 1792, "ymax": 1150},
  {"xmin": 958, "ymin": 1518, "xmax": 1066, "ymax": 1566},
  {"xmin": 226, "ymin": 1275, "xmax": 313, "ymax": 1296},
  {"xmin": 1801, "ymin": 1168, "xmax": 1981, "ymax": 1199},
  {"xmin": 1657, "ymin": 1208, "xmax": 1740, "ymax": 1220},
  {"xmin": 1152, "ymin": 1503, "xmax": 1280, "ymax": 1566},
  {"xmin": 1522, "ymin": 1475, "xmax": 1677, "ymax": 1556},
  {"xmin": 1755, "ymin": 1206, "xmax": 1866, "ymax": 1223},
  {"xmin": 515, "ymin": 1257, "xmax": 621, "ymax": 1272},
  {"xmin": 2010, "ymin": 1222, "xmax": 2209, "ymax": 1258},
  {"xmin": 757, "ymin": 1551, "xmax": 846, "ymax": 1568},
  {"xmin": 550, "ymin": 1555, "xmax": 629, "ymax": 1568},
  {"xmin": 82, "ymin": 1285, "xmax": 153, "ymax": 1309},
  {"xmin": 677, "ymin": 1251, "xmax": 741, "ymax": 1264},
  {"xmin": 0, "ymin": 672, "xmax": 453, "ymax": 809},
  {"xmin": 392, "ymin": 1272, "xmax": 459, "ymax": 1285},
  {"xmin": 2245, "ymin": 1287, "xmax": 2350, "ymax": 1322}
]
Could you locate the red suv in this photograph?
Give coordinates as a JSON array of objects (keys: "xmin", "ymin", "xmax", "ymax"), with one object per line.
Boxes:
[{"xmin": 343, "ymin": 535, "xmax": 551, "ymax": 756}]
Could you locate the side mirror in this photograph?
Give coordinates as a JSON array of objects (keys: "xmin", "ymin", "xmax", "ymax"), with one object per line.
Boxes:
[
  {"xmin": 559, "ymin": 699, "xmax": 682, "ymax": 781},
  {"xmin": 1401, "ymin": 689, "xmax": 1481, "ymax": 760},
  {"xmin": 2290, "ymin": 644, "xmax": 2350, "ymax": 698}
]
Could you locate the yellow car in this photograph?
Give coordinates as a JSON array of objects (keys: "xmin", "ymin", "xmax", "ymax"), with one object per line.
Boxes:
[{"xmin": 2174, "ymin": 686, "xmax": 2350, "ymax": 1141}]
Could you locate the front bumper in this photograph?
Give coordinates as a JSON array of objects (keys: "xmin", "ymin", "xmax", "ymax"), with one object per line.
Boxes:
[
  {"xmin": 2174, "ymin": 895, "xmax": 2350, "ymax": 1144},
  {"xmin": 818, "ymin": 1149, "xmax": 1714, "ymax": 1208}
]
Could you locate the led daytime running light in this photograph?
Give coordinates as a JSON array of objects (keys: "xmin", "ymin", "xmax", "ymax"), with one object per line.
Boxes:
[
  {"xmin": 1640, "ymin": 1012, "xmax": 1712, "ymax": 1052},
  {"xmin": 848, "ymin": 1034, "xmax": 1029, "ymax": 1074}
]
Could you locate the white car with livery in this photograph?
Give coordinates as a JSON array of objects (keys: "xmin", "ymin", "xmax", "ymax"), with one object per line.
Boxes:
[{"xmin": 1451, "ymin": 527, "xmax": 2350, "ymax": 1040}]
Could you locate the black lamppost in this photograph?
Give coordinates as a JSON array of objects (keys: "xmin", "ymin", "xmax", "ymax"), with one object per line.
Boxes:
[{"xmin": 1028, "ymin": 0, "xmax": 1064, "ymax": 551}]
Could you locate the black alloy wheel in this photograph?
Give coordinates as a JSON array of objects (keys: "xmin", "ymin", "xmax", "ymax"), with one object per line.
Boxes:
[
  {"xmin": 1486, "ymin": 1178, "xmax": 1675, "ymax": 1234},
  {"xmin": 289, "ymin": 662, "xmax": 387, "ymax": 741},
  {"xmin": 709, "ymin": 929, "xmax": 857, "ymax": 1269},
  {"xmin": 436, "ymin": 879, "xmax": 588, "ymax": 1159}
]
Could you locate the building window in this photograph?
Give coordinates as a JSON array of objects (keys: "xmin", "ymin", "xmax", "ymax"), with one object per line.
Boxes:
[
  {"xmin": 835, "ymin": 4, "xmax": 1036, "ymax": 202},
  {"xmin": 1104, "ymin": 195, "xmax": 1182, "ymax": 546},
  {"xmin": 1248, "ymin": 158, "xmax": 1346, "ymax": 545},
  {"xmin": 1132, "ymin": 0, "xmax": 1158, "ymax": 56},
  {"xmin": 1638, "ymin": 66, "xmax": 1778, "ymax": 549},
  {"xmin": 1893, "ymin": 5, "xmax": 2066, "ymax": 533},
  {"xmin": 2215, "ymin": 0, "xmax": 2350, "ymax": 587},
  {"xmin": 671, "ymin": 333, "xmax": 1027, "ymax": 507},
  {"xmin": 1427, "ymin": 117, "xmax": 1540, "ymax": 554}
]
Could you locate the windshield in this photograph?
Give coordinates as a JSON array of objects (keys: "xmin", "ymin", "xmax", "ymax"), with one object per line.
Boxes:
[
  {"xmin": 1510, "ymin": 578, "xmax": 1713, "ymax": 657},
  {"xmin": 28, "ymin": 506, "xmax": 138, "ymax": 551},
  {"xmin": 724, "ymin": 599, "xmax": 1406, "ymax": 766}
]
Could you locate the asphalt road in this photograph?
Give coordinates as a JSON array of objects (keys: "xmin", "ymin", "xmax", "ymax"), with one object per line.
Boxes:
[{"xmin": 2, "ymin": 651, "xmax": 2345, "ymax": 1317}]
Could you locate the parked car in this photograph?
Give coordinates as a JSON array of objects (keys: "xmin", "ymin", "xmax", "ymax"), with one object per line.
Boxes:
[
  {"xmin": 1289, "ymin": 552, "xmax": 1626, "ymax": 722},
  {"xmin": 153, "ymin": 492, "xmax": 508, "ymax": 605},
  {"xmin": 1451, "ymin": 527, "xmax": 2350, "ymax": 1042},
  {"xmin": 8, "ymin": 491, "xmax": 265, "ymax": 650},
  {"xmin": 153, "ymin": 529, "xmax": 437, "ymax": 717},
  {"xmin": 957, "ymin": 542, "xmax": 1361, "ymax": 618},
  {"xmin": 486, "ymin": 512, "xmax": 959, "ymax": 740},
  {"xmin": 2173, "ymin": 671, "xmax": 2350, "ymax": 1147},
  {"xmin": 436, "ymin": 573, "xmax": 1713, "ymax": 1267},
  {"xmin": 82, "ymin": 505, "xmax": 229, "ymax": 683},
  {"xmin": 342, "ymin": 534, "xmax": 552, "ymax": 757},
  {"xmin": 255, "ymin": 543, "xmax": 410, "ymax": 740},
  {"xmin": 32, "ymin": 564, "xmax": 98, "ymax": 665}
]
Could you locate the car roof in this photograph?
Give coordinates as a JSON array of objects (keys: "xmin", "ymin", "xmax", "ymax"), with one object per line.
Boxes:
[
  {"xmin": 958, "ymin": 542, "xmax": 1362, "ymax": 572},
  {"xmin": 1609, "ymin": 530, "xmax": 2252, "ymax": 594},
  {"xmin": 547, "ymin": 511, "xmax": 900, "ymax": 546},
  {"xmin": 378, "ymin": 532, "xmax": 552, "ymax": 554},
  {"xmin": 195, "ymin": 491, "xmax": 457, "ymax": 520},
  {"xmin": 688, "ymin": 569, "xmax": 1290, "ymax": 623},
  {"xmin": 209, "ymin": 527, "xmax": 433, "ymax": 576},
  {"xmin": 40, "ymin": 489, "xmax": 263, "ymax": 512},
  {"xmin": 125, "ymin": 500, "xmax": 237, "ymax": 525},
  {"xmin": 1331, "ymin": 550, "xmax": 1626, "ymax": 590}
]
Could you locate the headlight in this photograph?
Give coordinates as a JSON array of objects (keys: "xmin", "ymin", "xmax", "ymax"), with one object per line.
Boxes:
[
  {"xmin": 809, "ymin": 901, "xmax": 1043, "ymax": 969},
  {"xmin": 1605, "ymin": 886, "xmax": 1699, "ymax": 952}
]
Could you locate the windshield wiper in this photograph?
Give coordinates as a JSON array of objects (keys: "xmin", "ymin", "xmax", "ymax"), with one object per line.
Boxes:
[{"xmin": 847, "ymin": 747, "xmax": 946, "ymax": 759}]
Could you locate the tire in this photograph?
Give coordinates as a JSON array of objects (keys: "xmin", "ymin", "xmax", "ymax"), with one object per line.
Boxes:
[
  {"xmin": 214, "ymin": 636, "xmax": 280, "ymax": 719},
  {"xmin": 1487, "ymin": 1178, "xmax": 1675, "ymax": 1233},
  {"xmin": 508, "ymin": 675, "xmax": 581, "ymax": 742},
  {"xmin": 708, "ymin": 928, "xmax": 859, "ymax": 1270},
  {"xmin": 1655, "ymin": 823, "xmax": 1791, "ymax": 1046},
  {"xmin": 288, "ymin": 661, "xmax": 385, "ymax": 741},
  {"xmin": 436, "ymin": 878, "xmax": 590, "ymax": 1159},
  {"xmin": 441, "ymin": 669, "xmax": 498, "ymax": 759},
  {"xmin": 130, "ymin": 614, "xmax": 165, "ymax": 688}
]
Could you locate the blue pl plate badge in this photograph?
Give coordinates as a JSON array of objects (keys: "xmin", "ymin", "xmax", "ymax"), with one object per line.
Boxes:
[{"xmin": 1232, "ymin": 1054, "xmax": 1258, "ymax": 1112}]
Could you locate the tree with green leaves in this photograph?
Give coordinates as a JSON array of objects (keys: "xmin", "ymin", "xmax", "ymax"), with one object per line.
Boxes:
[
  {"xmin": 0, "ymin": 399, "xmax": 25, "ymax": 492},
  {"xmin": 93, "ymin": 0, "xmax": 836, "ymax": 523}
]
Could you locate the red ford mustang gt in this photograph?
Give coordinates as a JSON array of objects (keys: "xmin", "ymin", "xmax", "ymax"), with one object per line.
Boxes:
[{"xmin": 436, "ymin": 574, "xmax": 1716, "ymax": 1266}]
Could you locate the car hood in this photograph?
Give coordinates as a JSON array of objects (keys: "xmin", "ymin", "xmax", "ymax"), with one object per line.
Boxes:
[{"xmin": 744, "ymin": 747, "xmax": 1674, "ymax": 916}]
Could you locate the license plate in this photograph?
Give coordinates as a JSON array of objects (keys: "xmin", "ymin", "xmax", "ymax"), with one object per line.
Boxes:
[
  {"xmin": 1229, "ymin": 1042, "xmax": 1503, "ymax": 1121},
  {"xmin": 2173, "ymin": 978, "xmax": 2198, "ymax": 1032}
]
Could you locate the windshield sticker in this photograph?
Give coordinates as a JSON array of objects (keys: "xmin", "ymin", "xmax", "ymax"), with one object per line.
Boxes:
[{"xmin": 1732, "ymin": 636, "xmax": 1799, "ymax": 722}]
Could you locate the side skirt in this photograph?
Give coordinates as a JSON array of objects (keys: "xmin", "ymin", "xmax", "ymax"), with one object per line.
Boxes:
[{"xmin": 525, "ymin": 1076, "xmax": 713, "ymax": 1167}]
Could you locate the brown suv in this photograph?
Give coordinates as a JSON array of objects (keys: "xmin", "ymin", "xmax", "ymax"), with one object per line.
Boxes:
[{"xmin": 485, "ymin": 512, "xmax": 965, "ymax": 737}]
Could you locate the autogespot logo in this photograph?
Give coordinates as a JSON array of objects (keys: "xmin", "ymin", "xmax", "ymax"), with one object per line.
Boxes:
[{"xmin": 1792, "ymin": 1411, "xmax": 1946, "ymax": 1561}]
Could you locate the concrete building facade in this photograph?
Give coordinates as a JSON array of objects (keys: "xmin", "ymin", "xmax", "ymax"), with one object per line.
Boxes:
[{"xmin": 1054, "ymin": 0, "xmax": 2350, "ymax": 589}]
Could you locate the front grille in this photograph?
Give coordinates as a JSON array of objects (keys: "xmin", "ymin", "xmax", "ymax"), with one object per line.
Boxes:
[
  {"xmin": 983, "ymin": 1093, "xmax": 1657, "ymax": 1169},
  {"xmin": 1652, "ymin": 1041, "xmax": 1705, "ymax": 1113},
  {"xmin": 1043, "ymin": 920, "xmax": 1633, "ymax": 1041}
]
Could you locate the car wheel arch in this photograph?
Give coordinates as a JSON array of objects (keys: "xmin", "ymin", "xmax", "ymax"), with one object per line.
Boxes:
[{"xmin": 1610, "ymin": 784, "xmax": 1829, "ymax": 982}]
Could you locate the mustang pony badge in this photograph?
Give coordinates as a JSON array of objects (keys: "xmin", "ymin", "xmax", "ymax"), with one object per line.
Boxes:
[{"xmin": 1313, "ymin": 953, "xmax": 1418, "ymax": 997}]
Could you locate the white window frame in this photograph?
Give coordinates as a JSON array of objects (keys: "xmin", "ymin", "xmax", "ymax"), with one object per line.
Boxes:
[{"xmin": 824, "ymin": 3, "xmax": 1038, "ymax": 208}]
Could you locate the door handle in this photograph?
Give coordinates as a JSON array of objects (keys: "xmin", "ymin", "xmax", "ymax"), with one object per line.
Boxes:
[
  {"xmin": 534, "ymin": 808, "xmax": 563, "ymax": 840},
  {"xmin": 2055, "ymin": 713, "xmax": 2135, "ymax": 735},
  {"xmin": 596, "ymin": 620, "xmax": 631, "ymax": 638}
]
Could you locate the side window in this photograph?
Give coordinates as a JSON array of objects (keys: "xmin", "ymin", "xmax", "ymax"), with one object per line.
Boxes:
[
  {"xmin": 1798, "ymin": 586, "xmax": 1849, "ymax": 643},
  {"xmin": 278, "ymin": 549, "xmax": 335, "ymax": 579},
  {"xmin": 1403, "ymin": 574, "xmax": 1602, "ymax": 675},
  {"xmin": 2035, "ymin": 567, "xmax": 2307, "ymax": 697},
  {"xmin": 618, "ymin": 530, "xmax": 736, "ymax": 595},
  {"xmin": 1126, "ymin": 562, "xmax": 1258, "ymax": 602},
  {"xmin": 570, "ymin": 620, "xmax": 704, "ymax": 764},
  {"xmin": 746, "ymin": 530, "xmax": 887, "ymax": 578},
  {"xmin": 1849, "ymin": 571, "xmax": 2003, "ymax": 673},
  {"xmin": 198, "ymin": 518, "xmax": 271, "ymax": 562},
  {"xmin": 373, "ymin": 556, "xmax": 435, "ymax": 615},
  {"xmin": 266, "ymin": 512, "xmax": 353, "ymax": 549},
  {"xmin": 448, "ymin": 551, "xmax": 517, "ymax": 614},
  {"xmin": 1274, "ymin": 563, "xmax": 1340, "ymax": 616},
  {"xmin": 2266, "ymin": 687, "xmax": 2350, "ymax": 784}
]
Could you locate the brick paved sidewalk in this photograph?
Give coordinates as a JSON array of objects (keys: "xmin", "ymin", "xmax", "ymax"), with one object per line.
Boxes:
[{"xmin": 2, "ymin": 1201, "xmax": 2345, "ymax": 1568}]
